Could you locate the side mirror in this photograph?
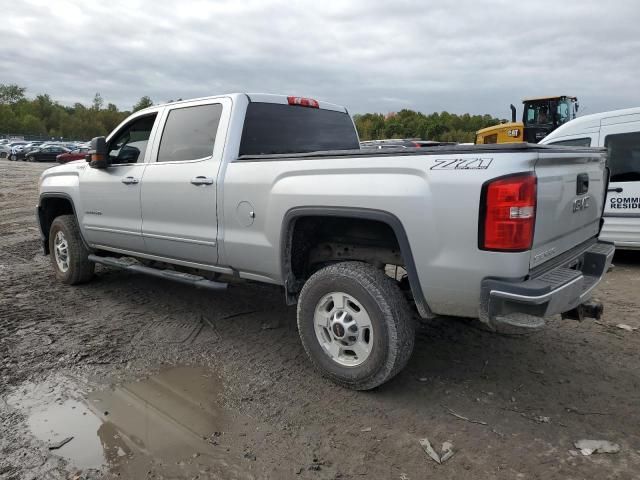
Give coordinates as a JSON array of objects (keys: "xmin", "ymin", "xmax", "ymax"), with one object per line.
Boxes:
[{"xmin": 87, "ymin": 136, "xmax": 108, "ymax": 169}]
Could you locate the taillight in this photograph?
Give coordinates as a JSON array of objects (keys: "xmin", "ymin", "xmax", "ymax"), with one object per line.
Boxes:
[
  {"xmin": 287, "ymin": 96, "xmax": 319, "ymax": 108},
  {"xmin": 480, "ymin": 173, "xmax": 537, "ymax": 251}
]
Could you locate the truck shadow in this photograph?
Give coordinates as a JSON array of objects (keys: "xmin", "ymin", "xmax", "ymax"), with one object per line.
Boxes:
[{"xmin": 613, "ymin": 249, "xmax": 640, "ymax": 266}]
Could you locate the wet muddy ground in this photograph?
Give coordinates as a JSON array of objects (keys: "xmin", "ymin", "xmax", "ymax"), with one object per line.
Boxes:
[{"xmin": 1, "ymin": 160, "xmax": 640, "ymax": 480}]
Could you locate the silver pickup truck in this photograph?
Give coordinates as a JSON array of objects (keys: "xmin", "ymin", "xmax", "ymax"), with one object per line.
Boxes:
[{"xmin": 37, "ymin": 93, "xmax": 614, "ymax": 389}]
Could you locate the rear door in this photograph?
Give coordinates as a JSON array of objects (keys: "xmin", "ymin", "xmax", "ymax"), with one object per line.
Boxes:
[
  {"xmin": 530, "ymin": 147, "xmax": 607, "ymax": 268},
  {"xmin": 139, "ymin": 98, "xmax": 230, "ymax": 265},
  {"xmin": 600, "ymin": 123, "xmax": 640, "ymax": 245}
]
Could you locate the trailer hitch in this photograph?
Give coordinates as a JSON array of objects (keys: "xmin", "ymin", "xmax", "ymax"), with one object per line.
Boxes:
[{"xmin": 561, "ymin": 301, "xmax": 604, "ymax": 322}]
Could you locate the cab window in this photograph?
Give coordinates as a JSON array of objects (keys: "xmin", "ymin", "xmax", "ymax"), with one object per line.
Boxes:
[
  {"xmin": 108, "ymin": 114, "xmax": 157, "ymax": 165},
  {"xmin": 605, "ymin": 131, "xmax": 640, "ymax": 183}
]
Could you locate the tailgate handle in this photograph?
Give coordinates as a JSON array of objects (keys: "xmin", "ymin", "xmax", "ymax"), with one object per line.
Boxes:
[
  {"xmin": 577, "ymin": 173, "xmax": 589, "ymax": 195},
  {"xmin": 608, "ymin": 187, "xmax": 623, "ymax": 193}
]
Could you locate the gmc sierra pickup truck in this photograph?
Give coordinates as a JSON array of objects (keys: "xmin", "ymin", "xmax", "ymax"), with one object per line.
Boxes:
[{"xmin": 37, "ymin": 93, "xmax": 614, "ymax": 389}]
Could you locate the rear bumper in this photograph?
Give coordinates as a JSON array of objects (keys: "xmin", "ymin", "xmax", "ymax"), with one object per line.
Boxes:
[{"xmin": 481, "ymin": 241, "xmax": 615, "ymax": 322}]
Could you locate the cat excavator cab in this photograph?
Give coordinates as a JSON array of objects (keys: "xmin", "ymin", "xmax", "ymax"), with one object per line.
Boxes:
[{"xmin": 476, "ymin": 96, "xmax": 578, "ymax": 144}]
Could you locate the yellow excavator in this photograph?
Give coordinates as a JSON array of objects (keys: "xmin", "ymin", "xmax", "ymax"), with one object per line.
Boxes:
[{"xmin": 476, "ymin": 95, "xmax": 579, "ymax": 144}]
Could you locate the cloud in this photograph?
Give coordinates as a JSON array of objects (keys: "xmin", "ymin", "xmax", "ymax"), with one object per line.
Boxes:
[{"xmin": 1, "ymin": 0, "xmax": 638, "ymax": 117}]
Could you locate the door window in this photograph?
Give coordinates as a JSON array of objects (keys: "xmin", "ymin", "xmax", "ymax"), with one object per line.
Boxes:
[
  {"xmin": 157, "ymin": 104, "xmax": 223, "ymax": 162},
  {"xmin": 605, "ymin": 131, "xmax": 640, "ymax": 182},
  {"xmin": 548, "ymin": 137, "xmax": 591, "ymax": 147},
  {"xmin": 108, "ymin": 114, "xmax": 157, "ymax": 165}
]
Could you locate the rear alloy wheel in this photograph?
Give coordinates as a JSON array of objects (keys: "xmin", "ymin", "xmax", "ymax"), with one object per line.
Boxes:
[
  {"xmin": 49, "ymin": 215, "xmax": 94, "ymax": 284},
  {"xmin": 297, "ymin": 261, "xmax": 415, "ymax": 390},
  {"xmin": 27, "ymin": 156, "xmax": 35, "ymax": 162}
]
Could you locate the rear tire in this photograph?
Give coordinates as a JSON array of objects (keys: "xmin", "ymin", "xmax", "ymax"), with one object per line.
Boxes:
[
  {"xmin": 297, "ymin": 261, "xmax": 415, "ymax": 390},
  {"xmin": 49, "ymin": 215, "xmax": 94, "ymax": 285}
]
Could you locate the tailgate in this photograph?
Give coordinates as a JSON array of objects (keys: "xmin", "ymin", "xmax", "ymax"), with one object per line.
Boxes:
[{"xmin": 530, "ymin": 147, "xmax": 607, "ymax": 269}]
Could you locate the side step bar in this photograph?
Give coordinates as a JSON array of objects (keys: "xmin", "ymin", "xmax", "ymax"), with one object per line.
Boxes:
[{"xmin": 88, "ymin": 255, "xmax": 227, "ymax": 290}]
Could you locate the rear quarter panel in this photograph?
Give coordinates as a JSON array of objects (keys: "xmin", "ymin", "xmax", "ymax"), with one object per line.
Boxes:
[{"xmin": 220, "ymin": 151, "xmax": 539, "ymax": 318}]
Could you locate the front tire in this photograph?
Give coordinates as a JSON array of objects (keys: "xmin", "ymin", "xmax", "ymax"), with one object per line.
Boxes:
[
  {"xmin": 297, "ymin": 261, "xmax": 415, "ymax": 390},
  {"xmin": 49, "ymin": 215, "xmax": 94, "ymax": 284}
]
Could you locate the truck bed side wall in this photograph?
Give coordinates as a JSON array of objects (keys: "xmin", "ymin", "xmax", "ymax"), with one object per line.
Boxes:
[{"xmin": 220, "ymin": 153, "xmax": 539, "ymax": 318}]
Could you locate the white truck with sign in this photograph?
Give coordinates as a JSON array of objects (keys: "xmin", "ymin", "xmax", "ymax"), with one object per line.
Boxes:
[
  {"xmin": 541, "ymin": 106, "xmax": 640, "ymax": 250},
  {"xmin": 37, "ymin": 93, "xmax": 614, "ymax": 389}
]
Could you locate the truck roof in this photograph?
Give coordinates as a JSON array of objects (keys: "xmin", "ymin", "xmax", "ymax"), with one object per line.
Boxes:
[
  {"xmin": 143, "ymin": 93, "xmax": 349, "ymax": 114},
  {"xmin": 522, "ymin": 95, "xmax": 577, "ymax": 102}
]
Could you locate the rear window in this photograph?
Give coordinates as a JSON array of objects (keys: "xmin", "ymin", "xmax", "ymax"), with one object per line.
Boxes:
[
  {"xmin": 239, "ymin": 102, "xmax": 359, "ymax": 156},
  {"xmin": 548, "ymin": 137, "xmax": 592, "ymax": 147},
  {"xmin": 605, "ymin": 131, "xmax": 640, "ymax": 182}
]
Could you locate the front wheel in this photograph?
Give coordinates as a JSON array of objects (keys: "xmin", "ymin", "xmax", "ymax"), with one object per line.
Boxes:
[
  {"xmin": 297, "ymin": 261, "xmax": 415, "ymax": 390},
  {"xmin": 27, "ymin": 156, "xmax": 35, "ymax": 162},
  {"xmin": 49, "ymin": 215, "xmax": 95, "ymax": 284}
]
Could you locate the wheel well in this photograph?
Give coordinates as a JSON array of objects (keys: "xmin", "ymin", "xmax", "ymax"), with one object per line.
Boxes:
[
  {"xmin": 284, "ymin": 215, "xmax": 404, "ymax": 294},
  {"xmin": 38, "ymin": 196, "xmax": 75, "ymax": 254}
]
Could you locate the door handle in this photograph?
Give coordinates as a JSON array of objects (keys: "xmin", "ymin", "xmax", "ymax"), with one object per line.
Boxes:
[
  {"xmin": 608, "ymin": 187, "xmax": 623, "ymax": 193},
  {"xmin": 190, "ymin": 176, "xmax": 214, "ymax": 186},
  {"xmin": 121, "ymin": 176, "xmax": 139, "ymax": 185}
]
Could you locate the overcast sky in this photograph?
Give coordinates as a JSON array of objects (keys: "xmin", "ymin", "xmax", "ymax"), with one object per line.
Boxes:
[{"xmin": 1, "ymin": 0, "xmax": 638, "ymax": 117}]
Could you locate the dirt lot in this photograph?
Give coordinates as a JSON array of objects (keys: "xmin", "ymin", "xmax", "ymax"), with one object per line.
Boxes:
[{"xmin": 1, "ymin": 159, "xmax": 639, "ymax": 480}]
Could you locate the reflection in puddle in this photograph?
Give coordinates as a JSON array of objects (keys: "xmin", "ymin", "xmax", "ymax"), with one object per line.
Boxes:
[
  {"xmin": 9, "ymin": 366, "xmax": 253, "ymax": 478},
  {"xmin": 26, "ymin": 398, "xmax": 104, "ymax": 469}
]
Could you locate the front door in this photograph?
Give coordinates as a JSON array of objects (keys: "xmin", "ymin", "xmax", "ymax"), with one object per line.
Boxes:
[
  {"xmin": 43, "ymin": 146, "xmax": 65, "ymax": 161},
  {"xmin": 78, "ymin": 112, "xmax": 159, "ymax": 252},
  {"xmin": 601, "ymin": 122, "xmax": 640, "ymax": 247}
]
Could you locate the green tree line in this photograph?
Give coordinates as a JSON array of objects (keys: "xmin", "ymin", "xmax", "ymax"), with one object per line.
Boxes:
[
  {"xmin": 353, "ymin": 110, "xmax": 503, "ymax": 143},
  {"xmin": 0, "ymin": 84, "xmax": 153, "ymax": 140},
  {"xmin": 1, "ymin": 83, "xmax": 503, "ymax": 142}
]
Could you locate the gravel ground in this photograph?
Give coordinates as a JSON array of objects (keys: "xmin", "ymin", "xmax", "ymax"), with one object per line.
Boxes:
[{"xmin": 1, "ymin": 159, "xmax": 639, "ymax": 480}]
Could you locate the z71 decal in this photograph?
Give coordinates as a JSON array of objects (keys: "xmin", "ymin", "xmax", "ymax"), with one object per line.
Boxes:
[{"xmin": 431, "ymin": 158, "xmax": 493, "ymax": 170}]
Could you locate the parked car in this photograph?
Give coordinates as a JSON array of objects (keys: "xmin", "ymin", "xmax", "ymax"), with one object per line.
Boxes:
[
  {"xmin": 10, "ymin": 142, "xmax": 44, "ymax": 161},
  {"xmin": 57, "ymin": 147, "xmax": 90, "ymax": 164},
  {"xmin": 25, "ymin": 145, "xmax": 70, "ymax": 162},
  {"xmin": 541, "ymin": 106, "xmax": 640, "ymax": 250},
  {"xmin": 2, "ymin": 141, "xmax": 28, "ymax": 159},
  {"xmin": 37, "ymin": 93, "xmax": 613, "ymax": 390}
]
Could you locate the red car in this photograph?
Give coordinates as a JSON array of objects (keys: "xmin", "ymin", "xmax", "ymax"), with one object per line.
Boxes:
[{"xmin": 56, "ymin": 147, "xmax": 89, "ymax": 164}]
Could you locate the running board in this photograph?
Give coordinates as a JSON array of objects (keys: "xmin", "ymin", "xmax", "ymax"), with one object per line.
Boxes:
[{"xmin": 88, "ymin": 255, "xmax": 227, "ymax": 290}]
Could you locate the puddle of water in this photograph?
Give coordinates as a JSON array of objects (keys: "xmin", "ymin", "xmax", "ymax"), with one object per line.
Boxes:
[{"xmin": 8, "ymin": 366, "xmax": 253, "ymax": 478}]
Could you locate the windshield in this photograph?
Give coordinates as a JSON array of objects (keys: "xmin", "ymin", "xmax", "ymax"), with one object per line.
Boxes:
[
  {"xmin": 524, "ymin": 99, "xmax": 573, "ymax": 127},
  {"xmin": 524, "ymin": 102, "xmax": 552, "ymax": 126}
]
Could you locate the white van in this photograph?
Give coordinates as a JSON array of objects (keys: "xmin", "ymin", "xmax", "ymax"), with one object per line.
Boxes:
[{"xmin": 541, "ymin": 107, "xmax": 640, "ymax": 250}]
